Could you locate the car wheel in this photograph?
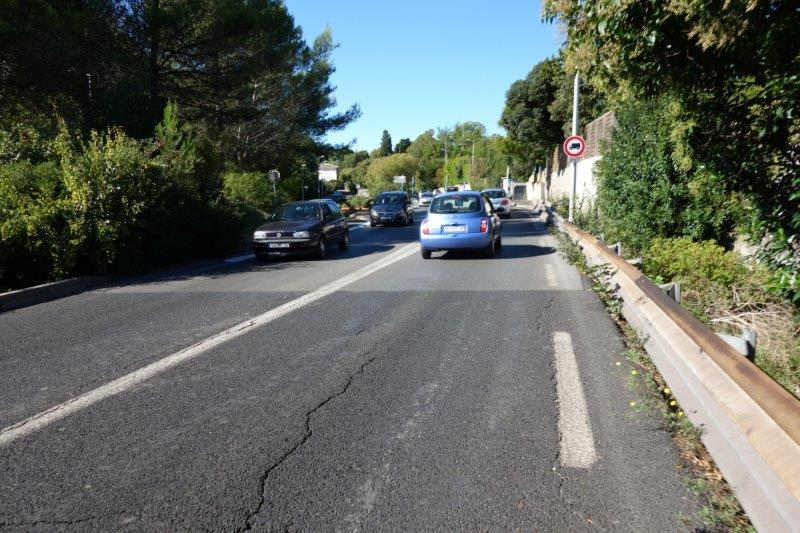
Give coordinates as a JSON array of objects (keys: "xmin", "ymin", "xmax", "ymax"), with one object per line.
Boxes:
[
  {"xmin": 495, "ymin": 236, "xmax": 502, "ymax": 254},
  {"xmin": 316, "ymin": 237, "xmax": 327, "ymax": 259},
  {"xmin": 421, "ymin": 248, "xmax": 432, "ymax": 260},
  {"xmin": 339, "ymin": 230, "xmax": 349, "ymax": 251},
  {"xmin": 368, "ymin": 219, "xmax": 375, "ymax": 227},
  {"xmin": 255, "ymin": 252, "xmax": 268, "ymax": 262}
]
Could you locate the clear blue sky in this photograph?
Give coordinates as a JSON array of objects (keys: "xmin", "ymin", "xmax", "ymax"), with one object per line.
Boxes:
[{"xmin": 283, "ymin": 0, "xmax": 563, "ymax": 152}]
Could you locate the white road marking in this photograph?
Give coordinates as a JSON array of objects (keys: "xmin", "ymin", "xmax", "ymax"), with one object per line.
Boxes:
[
  {"xmin": 224, "ymin": 253, "xmax": 255, "ymax": 263},
  {"xmin": 553, "ymin": 331, "xmax": 597, "ymax": 468},
  {"xmin": 545, "ymin": 264, "xmax": 558, "ymax": 287},
  {"xmin": 0, "ymin": 242, "xmax": 421, "ymax": 447}
]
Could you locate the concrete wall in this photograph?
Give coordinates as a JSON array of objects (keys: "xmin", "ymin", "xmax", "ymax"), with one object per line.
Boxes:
[{"xmin": 524, "ymin": 111, "xmax": 616, "ymax": 208}]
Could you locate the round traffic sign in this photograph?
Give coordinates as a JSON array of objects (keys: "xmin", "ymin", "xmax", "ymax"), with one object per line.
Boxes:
[{"xmin": 563, "ymin": 135, "xmax": 586, "ymax": 158}]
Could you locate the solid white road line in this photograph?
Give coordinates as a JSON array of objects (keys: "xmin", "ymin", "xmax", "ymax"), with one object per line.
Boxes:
[
  {"xmin": 545, "ymin": 264, "xmax": 558, "ymax": 288},
  {"xmin": 224, "ymin": 253, "xmax": 255, "ymax": 263},
  {"xmin": 553, "ymin": 331, "xmax": 597, "ymax": 468},
  {"xmin": 0, "ymin": 242, "xmax": 421, "ymax": 447}
]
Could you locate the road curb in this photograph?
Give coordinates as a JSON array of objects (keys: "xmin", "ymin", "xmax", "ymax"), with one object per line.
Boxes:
[
  {"xmin": 554, "ymin": 213, "xmax": 800, "ymax": 533},
  {"xmin": 0, "ymin": 276, "xmax": 107, "ymax": 314}
]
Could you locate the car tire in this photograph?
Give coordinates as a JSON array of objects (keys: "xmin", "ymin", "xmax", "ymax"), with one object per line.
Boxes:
[
  {"xmin": 339, "ymin": 230, "xmax": 349, "ymax": 251},
  {"xmin": 255, "ymin": 252, "xmax": 268, "ymax": 262},
  {"xmin": 421, "ymin": 248, "xmax": 432, "ymax": 260},
  {"xmin": 315, "ymin": 237, "xmax": 327, "ymax": 260},
  {"xmin": 368, "ymin": 219, "xmax": 375, "ymax": 228},
  {"xmin": 495, "ymin": 236, "xmax": 502, "ymax": 254}
]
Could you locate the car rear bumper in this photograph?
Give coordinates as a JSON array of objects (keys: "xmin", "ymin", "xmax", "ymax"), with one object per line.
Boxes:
[{"xmin": 420, "ymin": 233, "xmax": 491, "ymax": 250}]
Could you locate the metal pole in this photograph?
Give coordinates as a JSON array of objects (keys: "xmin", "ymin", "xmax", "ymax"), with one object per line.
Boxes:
[
  {"xmin": 569, "ymin": 71, "xmax": 579, "ymax": 223},
  {"xmin": 443, "ymin": 133, "xmax": 448, "ymax": 187}
]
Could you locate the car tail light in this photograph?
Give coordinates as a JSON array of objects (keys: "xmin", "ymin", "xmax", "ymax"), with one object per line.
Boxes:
[
  {"xmin": 480, "ymin": 218, "xmax": 489, "ymax": 232},
  {"xmin": 421, "ymin": 219, "xmax": 431, "ymax": 234},
  {"xmin": 501, "ymin": 198, "xmax": 510, "ymax": 205}
]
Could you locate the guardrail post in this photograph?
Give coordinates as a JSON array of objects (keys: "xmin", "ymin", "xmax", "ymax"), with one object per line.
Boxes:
[
  {"xmin": 742, "ymin": 328, "xmax": 757, "ymax": 361},
  {"xmin": 659, "ymin": 282, "xmax": 681, "ymax": 304},
  {"xmin": 716, "ymin": 330, "xmax": 757, "ymax": 362}
]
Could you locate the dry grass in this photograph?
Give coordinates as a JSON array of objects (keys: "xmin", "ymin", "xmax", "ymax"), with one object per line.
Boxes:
[{"xmin": 680, "ymin": 266, "xmax": 800, "ymax": 397}]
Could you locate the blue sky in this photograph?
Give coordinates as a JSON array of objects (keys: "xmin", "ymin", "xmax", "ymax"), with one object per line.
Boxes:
[{"xmin": 283, "ymin": 0, "xmax": 563, "ymax": 152}]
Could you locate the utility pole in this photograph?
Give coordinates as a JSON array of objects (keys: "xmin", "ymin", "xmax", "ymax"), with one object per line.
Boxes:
[
  {"xmin": 443, "ymin": 132, "xmax": 448, "ymax": 188},
  {"xmin": 569, "ymin": 71, "xmax": 580, "ymax": 223},
  {"xmin": 471, "ymin": 141, "xmax": 475, "ymax": 171}
]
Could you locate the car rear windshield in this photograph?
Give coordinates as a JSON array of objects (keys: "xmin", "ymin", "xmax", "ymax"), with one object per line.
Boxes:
[
  {"xmin": 430, "ymin": 195, "xmax": 481, "ymax": 214},
  {"xmin": 273, "ymin": 203, "xmax": 320, "ymax": 220},
  {"xmin": 374, "ymin": 194, "xmax": 404, "ymax": 205},
  {"xmin": 484, "ymin": 190, "xmax": 506, "ymax": 198}
]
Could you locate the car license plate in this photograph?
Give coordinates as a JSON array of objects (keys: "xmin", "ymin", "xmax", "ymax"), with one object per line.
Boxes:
[
  {"xmin": 269, "ymin": 243, "xmax": 290, "ymax": 249},
  {"xmin": 442, "ymin": 225, "xmax": 466, "ymax": 233}
]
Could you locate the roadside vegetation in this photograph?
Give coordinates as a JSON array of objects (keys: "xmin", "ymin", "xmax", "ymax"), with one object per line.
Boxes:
[
  {"xmin": 0, "ymin": 0, "xmax": 359, "ymax": 290},
  {"xmin": 499, "ymin": 2, "xmax": 800, "ymax": 396},
  {"xmin": 554, "ymin": 229, "xmax": 754, "ymax": 532},
  {"xmin": 329, "ymin": 122, "xmax": 513, "ymax": 197}
]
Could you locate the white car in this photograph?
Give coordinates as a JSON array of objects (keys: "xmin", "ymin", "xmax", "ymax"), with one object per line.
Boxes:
[
  {"xmin": 418, "ymin": 191, "xmax": 434, "ymax": 206},
  {"xmin": 482, "ymin": 188, "xmax": 512, "ymax": 218}
]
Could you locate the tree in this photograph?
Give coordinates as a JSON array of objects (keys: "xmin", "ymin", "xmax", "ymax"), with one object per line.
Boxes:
[
  {"xmin": 544, "ymin": 0, "xmax": 800, "ymax": 265},
  {"xmin": 394, "ymin": 138, "xmax": 411, "ymax": 153},
  {"xmin": 364, "ymin": 153, "xmax": 418, "ymax": 193},
  {"xmin": 379, "ymin": 130, "xmax": 393, "ymax": 156},
  {"xmin": 408, "ymin": 130, "xmax": 442, "ymax": 187},
  {"xmin": 499, "ymin": 58, "xmax": 564, "ymax": 175}
]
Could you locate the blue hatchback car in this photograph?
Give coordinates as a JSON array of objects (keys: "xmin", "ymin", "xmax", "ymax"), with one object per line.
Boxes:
[{"xmin": 419, "ymin": 191, "xmax": 502, "ymax": 259}]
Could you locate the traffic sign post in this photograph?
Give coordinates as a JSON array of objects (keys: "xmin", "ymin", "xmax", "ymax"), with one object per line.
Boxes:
[
  {"xmin": 268, "ymin": 169, "xmax": 280, "ymax": 199},
  {"xmin": 567, "ymin": 72, "xmax": 581, "ymax": 222}
]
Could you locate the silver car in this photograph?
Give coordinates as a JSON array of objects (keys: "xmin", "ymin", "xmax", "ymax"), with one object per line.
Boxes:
[
  {"xmin": 482, "ymin": 188, "xmax": 512, "ymax": 218},
  {"xmin": 418, "ymin": 191, "xmax": 434, "ymax": 206}
]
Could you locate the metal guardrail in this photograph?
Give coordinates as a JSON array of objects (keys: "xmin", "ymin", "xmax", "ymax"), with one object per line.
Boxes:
[{"xmin": 564, "ymin": 222, "xmax": 800, "ymax": 445}]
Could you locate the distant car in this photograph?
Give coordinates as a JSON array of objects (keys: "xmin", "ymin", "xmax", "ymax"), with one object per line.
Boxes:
[
  {"xmin": 325, "ymin": 191, "xmax": 346, "ymax": 204},
  {"xmin": 419, "ymin": 191, "xmax": 434, "ymax": 206},
  {"xmin": 419, "ymin": 191, "xmax": 502, "ymax": 259},
  {"xmin": 482, "ymin": 188, "xmax": 512, "ymax": 218},
  {"xmin": 445, "ymin": 186, "xmax": 459, "ymax": 192},
  {"xmin": 252, "ymin": 199, "xmax": 348, "ymax": 260},
  {"xmin": 369, "ymin": 191, "xmax": 414, "ymax": 226}
]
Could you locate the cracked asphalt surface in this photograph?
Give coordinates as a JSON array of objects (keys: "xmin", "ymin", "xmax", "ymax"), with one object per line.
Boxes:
[{"xmin": 0, "ymin": 206, "xmax": 701, "ymax": 531}]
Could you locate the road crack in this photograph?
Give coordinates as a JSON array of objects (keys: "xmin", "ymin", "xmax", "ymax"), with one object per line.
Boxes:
[{"xmin": 239, "ymin": 353, "xmax": 379, "ymax": 531}]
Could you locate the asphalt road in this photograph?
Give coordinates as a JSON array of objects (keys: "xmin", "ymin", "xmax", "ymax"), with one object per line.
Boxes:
[{"xmin": 0, "ymin": 206, "xmax": 701, "ymax": 531}]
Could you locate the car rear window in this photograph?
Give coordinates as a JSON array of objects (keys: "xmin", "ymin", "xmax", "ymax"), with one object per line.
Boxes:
[
  {"xmin": 374, "ymin": 194, "xmax": 404, "ymax": 205},
  {"xmin": 430, "ymin": 195, "xmax": 481, "ymax": 214},
  {"xmin": 484, "ymin": 190, "xmax": 506, "ymax": 198}
]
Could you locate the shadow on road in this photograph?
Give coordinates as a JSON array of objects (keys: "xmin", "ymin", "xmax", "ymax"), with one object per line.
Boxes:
[{"xmin": 437, "ymin": 244, "xmax": 555, "ymax": 260}]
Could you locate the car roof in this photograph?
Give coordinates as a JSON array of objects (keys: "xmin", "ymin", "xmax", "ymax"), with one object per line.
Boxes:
[{"xmin": 434, "ymin": 190, "xmax": 481, "ymax": 198}]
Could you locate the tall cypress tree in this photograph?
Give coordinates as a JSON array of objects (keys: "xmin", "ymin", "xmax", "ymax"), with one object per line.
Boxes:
[{"xmin": 379, "ymin": 130, "xmax": 393, "ymax": 156}]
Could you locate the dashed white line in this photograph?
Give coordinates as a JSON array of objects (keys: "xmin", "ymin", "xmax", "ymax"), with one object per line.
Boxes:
[
  {"xmin": 553, "ymin": 331, "xmax": 597, "ymax": 468},
  {"xmin": 545, "ymin": 264, "xmax": 558, "ymax": 288},
  {"xmin": 0, "ymin": 242, "xmax": 421, "ymax": 447}
]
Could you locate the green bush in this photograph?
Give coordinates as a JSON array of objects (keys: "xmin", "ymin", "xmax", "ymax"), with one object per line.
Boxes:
[
  {"xmin": 0, "ymin": 104, "xmax": 254, "ymax": 288},
  {"xmin": 222, "ymin": 170, "xmax": 272, "ymax": 213},
  {"xmin": 643, "ymin": 237, "xmax": 747, "ymax": 289},
  {"xmin": 595, "ymin": 99, "xmax": 740, "ymax": 255}
]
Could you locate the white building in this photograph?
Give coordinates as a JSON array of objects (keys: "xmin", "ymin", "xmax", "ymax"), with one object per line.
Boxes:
[{"xmin": 318, "ymin": 162, "xmax": 339, "ymax": 183}]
